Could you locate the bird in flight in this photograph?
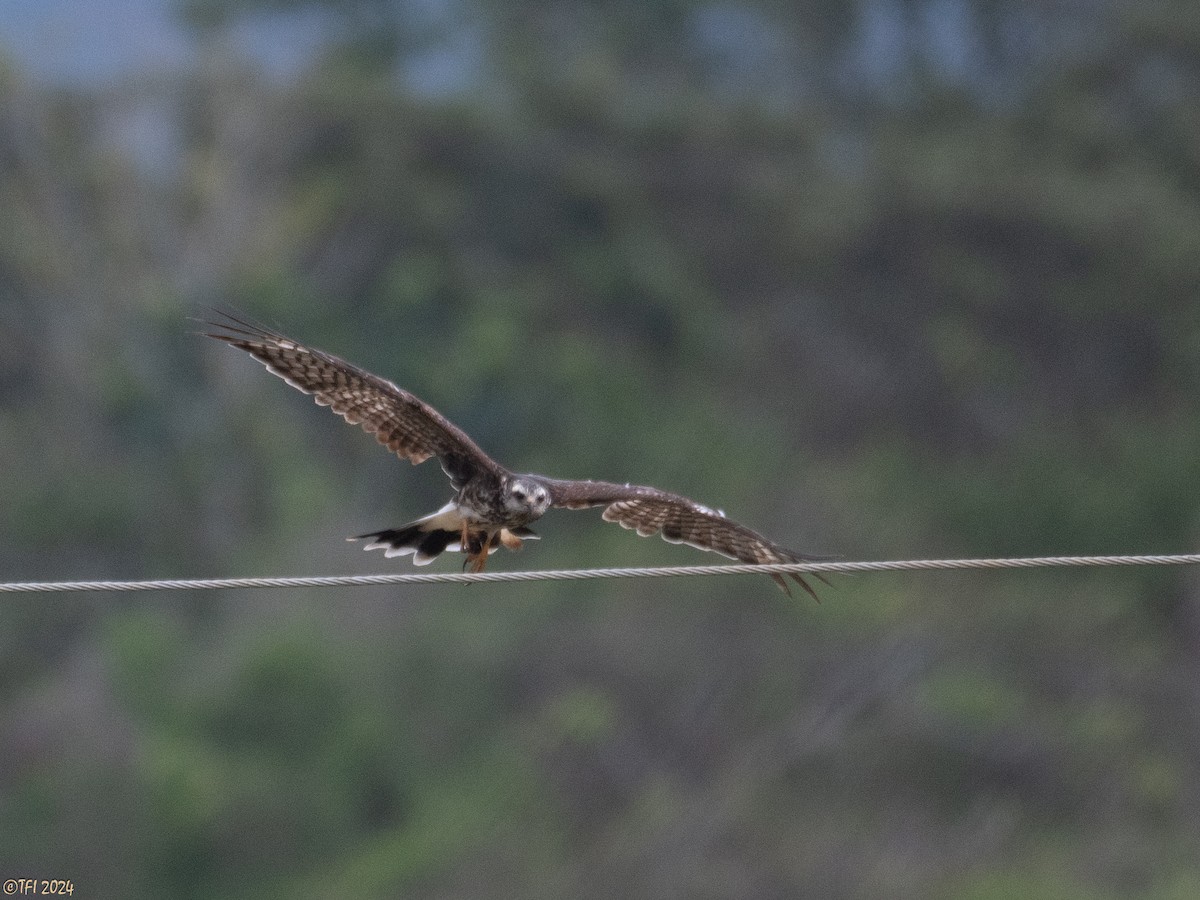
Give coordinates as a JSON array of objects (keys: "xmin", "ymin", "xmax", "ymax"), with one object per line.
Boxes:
[{"xmin": 205, "ymin": 312, "xmax": 826, "ymax": 597}]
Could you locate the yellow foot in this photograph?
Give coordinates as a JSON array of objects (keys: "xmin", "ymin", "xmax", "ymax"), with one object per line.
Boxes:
[{"xmin": 459, "ymin": 526, "xmax": 492, "ymax": 573}]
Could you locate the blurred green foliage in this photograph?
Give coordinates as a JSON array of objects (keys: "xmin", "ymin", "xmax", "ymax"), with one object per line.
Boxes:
[{"xmin": 2, "ymin": 0, "xmax": 1200, "ymax": 897}]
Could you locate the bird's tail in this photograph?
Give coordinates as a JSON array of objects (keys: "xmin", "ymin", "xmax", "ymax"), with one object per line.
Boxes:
[
  {"xmin": 352, "ymin": 523, "xmax": 461, "ymax": 564},
  {"xmin": 348, "ymin": 504, "xmax": 539, "ymax": 566}
]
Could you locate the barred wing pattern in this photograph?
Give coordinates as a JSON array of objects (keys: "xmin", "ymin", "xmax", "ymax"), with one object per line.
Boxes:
[
  {"xmin": 540, "ymin": 478, "xmax": 825, "ymax": 598},
  {"xmin": 207, "ymin": 313, "xmax": 824, "ymax": 596},
  {"xmin": 205, "ymin": 314, "xmax": 503, "ymax": 488}
]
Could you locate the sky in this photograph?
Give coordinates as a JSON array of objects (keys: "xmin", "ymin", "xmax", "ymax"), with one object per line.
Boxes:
[
  {"xmin": 2, "ymin": 0, "xmax": 190, "ymax": 83},
  {"xmin": 0, "ymin": 0, "xmax": 332, "ymax": 85},
  {"xmin": 0, "ymin": 0, "xmax": 995, "ymax": 105}
]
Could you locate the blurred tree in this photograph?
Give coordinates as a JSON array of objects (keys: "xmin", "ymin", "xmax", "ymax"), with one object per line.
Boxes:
[{"xmin": 3, "ymin": 0, "xmax": 1200, "ymax": 896}]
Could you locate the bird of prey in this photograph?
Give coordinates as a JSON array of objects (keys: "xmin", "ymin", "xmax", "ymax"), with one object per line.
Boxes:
[{"xmin": 205, "ymin": 312, "xmax": 826, "ymax": 597}]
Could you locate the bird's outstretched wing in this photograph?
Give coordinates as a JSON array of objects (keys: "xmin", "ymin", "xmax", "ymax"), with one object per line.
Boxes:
[
  {"xmin": 204, "ymin": 312, "xmax": 505, "ymax": 488},
  {"xmin": 539, "ymin": 477, "xmax": 827, "ymax": 598}
]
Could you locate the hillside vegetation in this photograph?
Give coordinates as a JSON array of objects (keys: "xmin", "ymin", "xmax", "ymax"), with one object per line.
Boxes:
[{"xmin": 2, "ymin": 2, "xmax": 1200, "ymax": 896}]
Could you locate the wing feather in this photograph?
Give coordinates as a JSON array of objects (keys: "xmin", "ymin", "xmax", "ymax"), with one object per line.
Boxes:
[
  {"xmin": 204, "ymin": 312, "xmax": 505, "ymax": 488},
  {"xmin": 541, "ymin": 478, "xmax": 826, "ymax": 598}
]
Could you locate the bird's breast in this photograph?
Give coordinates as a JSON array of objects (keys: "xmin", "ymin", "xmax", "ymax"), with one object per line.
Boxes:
[{"xmin": 457, "ymin": 479, "xmax": 507, "ymax": 525}]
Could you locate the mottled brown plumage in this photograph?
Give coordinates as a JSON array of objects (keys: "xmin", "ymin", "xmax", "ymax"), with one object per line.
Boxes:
[{"xmin": 205, "ymin": 312, "xmax": 826, "ymax": 596}]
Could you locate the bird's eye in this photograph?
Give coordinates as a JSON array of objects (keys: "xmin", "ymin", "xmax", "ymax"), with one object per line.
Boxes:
[{"xmin": 513, "ymin": 488, "xmax": 526, "ymax": 500}]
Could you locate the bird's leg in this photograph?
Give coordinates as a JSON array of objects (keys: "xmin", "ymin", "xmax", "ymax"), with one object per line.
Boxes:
[
  {"xmin": 460, "ymin": 522, "xmax": 475, "ymax": 572},
  {"xmin": 468, "ymin": 531, "xmax": 494, "ymax": 573},
  {"xmin": 459, "ymin": 525, "xmax": 492, "ymax": 573}
]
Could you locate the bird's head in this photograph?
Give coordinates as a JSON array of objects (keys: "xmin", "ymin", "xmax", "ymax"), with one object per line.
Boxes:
[{"xmin": 504, "ymin": 478, "xmax": 551, "ymax": 518}]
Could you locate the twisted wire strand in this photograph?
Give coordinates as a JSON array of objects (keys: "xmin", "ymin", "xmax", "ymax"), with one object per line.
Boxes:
[{"xmin": 3, "ymin": 553, "xmax": 1200, "ymax": 594}]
